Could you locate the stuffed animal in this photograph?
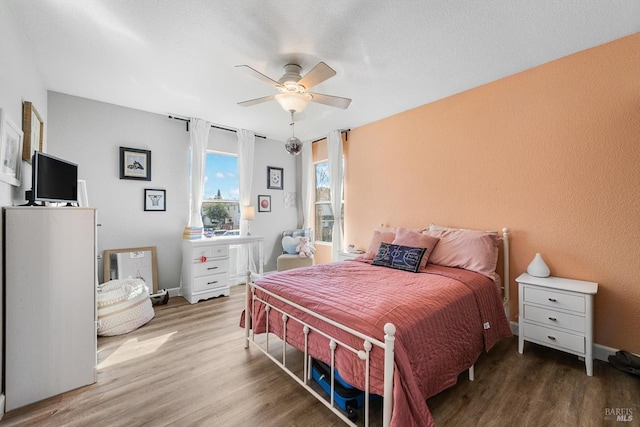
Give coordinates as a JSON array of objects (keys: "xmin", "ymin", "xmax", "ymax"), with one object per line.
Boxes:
[{"xmin": 296, "ymin": 236, "xmax": 315, "ymax": 258}]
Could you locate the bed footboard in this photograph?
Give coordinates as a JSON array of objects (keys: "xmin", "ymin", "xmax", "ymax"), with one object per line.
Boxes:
[{"xmin": 244, "ymin": 271, "xmax": 395, "ymax": 427}]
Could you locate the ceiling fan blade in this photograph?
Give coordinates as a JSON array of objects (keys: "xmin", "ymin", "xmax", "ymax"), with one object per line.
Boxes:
[
  {"xmin": 308, "ymin": 92, "xmax": 352, "ymax": 109},
  {"xmin": 235, "ymin": 65, "xmax": 282, "ymax": 88},
  {"xmin": 297, "ymin": 62, "xmax": 336, "ymax": 90},
  {"xmin": 237, "ymin": 94, "xmax": 276, "ymax": 107}
]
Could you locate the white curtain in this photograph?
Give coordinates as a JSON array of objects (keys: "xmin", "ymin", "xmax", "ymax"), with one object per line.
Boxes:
[
  {"xmin": 237, "ymin": 129, "xmax": 256, "ymax": 274},
  {"xmin": 300, "ymin": 140, "xmax": 314, "ymax": 230},
  {"xmin": 188, "ymin": 118, "xmax": 211, "ymax": 228},
  {"xmin": 327, "ymin": 130, "xmax": 343, "ymax": 261}
]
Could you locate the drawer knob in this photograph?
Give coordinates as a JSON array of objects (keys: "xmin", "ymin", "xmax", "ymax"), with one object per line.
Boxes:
[
  {"xmin": 207, "ymin": 266, "xmax": 218, "ymax": 270},
  {"xmin": 547, "ymin": 335, "xmax": 556, "ymax": 341},
  {"xmin": 207, "ymin": 280, "xmax": 218, "ymax": 285},
  {"xmin": 200, "ymin": 255, "xmax": 207, "ymax": 263},
  {"xmin": 548, "ymin": 298, "xmax": 557, "ymax": 302},
  {"xmin": 548, "ymin": 317, "xmax": 557, "ymax": 321}
]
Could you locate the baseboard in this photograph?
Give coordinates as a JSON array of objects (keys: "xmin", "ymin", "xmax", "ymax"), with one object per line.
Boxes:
[
  {"xmin": 167, "ymin": 287, "xmax": 181, "ymax": 298},
  {"xmin": 509, "ymin": 321, "xmax": 519, "ymax": 336},
  {"xmin": 509, "ymin": 321, "xmax": 616, "ymax": 362},
  {"xmin": 593, "ymin": 343, "xmax": 619, "ymax": 362}
]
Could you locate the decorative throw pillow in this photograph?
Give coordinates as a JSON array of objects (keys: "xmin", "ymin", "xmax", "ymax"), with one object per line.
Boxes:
[
  {"xmin": 364, "ymin": 229, "xmax": 397, "ymax": 260},
  {"xmin": 371, "ymin": 243, "xmax": 427, "ymax": 273},
  {"xmin": 425, "ymin": 226, "xmax": 500, "ymax": 281},
  {"xmin": 392, "ymin": 227, "xmax": 440, "ymax": 269},
  {"xmin": 282, "ymin": 235, "xmax": 301, "ymax": 254}
]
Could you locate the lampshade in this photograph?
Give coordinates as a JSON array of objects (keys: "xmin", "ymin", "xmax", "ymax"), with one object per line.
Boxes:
[
  {"xmin": 241, "ymin": 205, "xmax": 255, "ymax": 220},
  {"xmin": 275, "ymin": 92, "xmax": 311, "ymax": 113}
]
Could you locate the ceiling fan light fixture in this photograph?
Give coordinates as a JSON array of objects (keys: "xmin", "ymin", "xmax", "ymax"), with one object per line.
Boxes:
[{"xmin": 275, "ymin": 92, "xmax": 311, "ymax": 113}]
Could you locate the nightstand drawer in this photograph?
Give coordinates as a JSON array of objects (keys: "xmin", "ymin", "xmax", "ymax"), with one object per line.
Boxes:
[
  {"xmin": 523, "ymin": 304, "xmax": 585, "ymax": 333},
  {"xmin": 193, "ymin": 258, "xmax": 228, "ymax": 277},
  {"xmin": 523, "ymin": 286, "xmax": 585, "ymax": 313},
  {"xmin": 190, "ymin": 245, "xmax": 229, "ymax": 261},
  {"xmin": 194, "ymin": 272, "xmax": 228, "ymax": 292},
  {"xmin": 523, "ymin": 322, "xmax": 585, "ymax": 354}
]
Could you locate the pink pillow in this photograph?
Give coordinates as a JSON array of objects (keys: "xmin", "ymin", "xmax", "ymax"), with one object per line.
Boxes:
[
  {"xmin": 426, "ymin": 228, "xmax": 500, "ymax": 281},
  {"xmin": 364, "ymin": 229, "xmax": 396, "ymax": 260},
  {"xmin": 392, "ymin": 228, "xmax": 440, "ymax": 268}
]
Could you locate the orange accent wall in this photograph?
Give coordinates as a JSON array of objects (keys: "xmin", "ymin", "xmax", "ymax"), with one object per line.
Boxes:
[{"xmin": 344, "ymin": 33, "xmax": 640, "ymax": 353}]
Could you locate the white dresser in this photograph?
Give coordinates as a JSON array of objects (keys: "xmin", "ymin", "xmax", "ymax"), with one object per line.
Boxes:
[
  {"xmin": 517, "ymin": 273, "xmax": 598, "ymax": 376},
  {"xmin": 181, "ymin": 235, "xmax": 264, "ymax": 304}
]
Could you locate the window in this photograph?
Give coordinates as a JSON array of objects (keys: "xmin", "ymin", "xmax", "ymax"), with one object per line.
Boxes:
[
  {"xmin": 202, "ymin": 152, "xmax": 239, "ymax": 233},
  {"xmin": 314, "ymin": 161, "xmax": 344, "ymax": 243}
]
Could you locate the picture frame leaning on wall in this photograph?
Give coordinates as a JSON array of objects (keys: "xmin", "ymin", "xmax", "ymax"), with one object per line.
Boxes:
[{"xmin": 0, "ymin": 108, "xmax": 24, "ymax": 186}]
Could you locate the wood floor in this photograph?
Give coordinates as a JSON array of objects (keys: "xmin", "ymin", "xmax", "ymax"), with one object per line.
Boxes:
[{"xmin": 2, "ymin": 285, "xmax": 638, "ymax": 427}]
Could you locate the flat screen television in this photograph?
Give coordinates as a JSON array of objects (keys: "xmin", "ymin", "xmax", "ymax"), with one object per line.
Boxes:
[{"xmin": 30, "ymin": 151, "xmax": 78, "ymax": 205}]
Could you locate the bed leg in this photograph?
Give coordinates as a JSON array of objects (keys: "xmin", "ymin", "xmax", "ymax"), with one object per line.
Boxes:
[
  {"xmin": 383, "ymin": 323, "xmax": 396, "ymax": 427},
  {"xmin": 244, "ymin": 270, "xmax": 251, "ymax": 349},
  {"xmin": 468, "ymin": 365, "xmax": 474, "ymax": 381}
]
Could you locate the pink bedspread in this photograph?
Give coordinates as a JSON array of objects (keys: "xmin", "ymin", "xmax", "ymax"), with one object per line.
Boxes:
[{"xmin": 244, "ymin": 260, "xmax": 511, "ymax": 426}]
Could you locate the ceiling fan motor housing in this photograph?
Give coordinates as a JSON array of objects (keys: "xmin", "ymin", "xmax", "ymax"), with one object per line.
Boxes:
[{"xmin": 279, "ymin": 64, "xmax": 305, "ymax": 91}]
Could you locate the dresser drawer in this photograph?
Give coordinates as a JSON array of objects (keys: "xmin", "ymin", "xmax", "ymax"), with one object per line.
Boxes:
[
  {"xmin": 194, "ymin": 272, "xmax": 228, "ymax": 292},
  {"xmin": 523, "ymin": 286, "xmax": 585, "ymax": 313},
  {"xmin": 190, "ymin": 245, "xmax": 229, "ymax": 261},
  {"xmin": 523, "ymin": 322, "xmax": 585, "ymax": 354},
  {"xmin": 522, "ymin": 304, "xmax": 585, "ymax": 333},
  {"xmin": 193, "ymin": 258, "xmax": 228, "ymax": 277}
]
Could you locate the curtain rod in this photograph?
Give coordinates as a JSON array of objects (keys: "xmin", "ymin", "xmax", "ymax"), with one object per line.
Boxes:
[
  {"xmin": 311, "ymin": 129, "xmax": 350, "ymax": 144},
  {"xmin": 168, "ymin": 115, "xmax": 267, "ymax": 139},
  {"xmin": 169, "ymin": 114, "xmax": 348, "ymax": 143}
]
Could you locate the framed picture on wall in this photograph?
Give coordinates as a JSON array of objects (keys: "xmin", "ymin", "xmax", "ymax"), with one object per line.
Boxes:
[
  {"xmin": 258, "ymin": 195, "xmax": 271, "ymax": 212},
  {"xmin": 22, "ymin": 101, "xmax": 44, "ymax": 162},
  {"xmin": 120, "ymin": 146, "xmax": 151, "ymax": 181},
  {"xmin": 0, "ymin": 108, "xmax": 24, "ymax": 187},
  {"xmin": 144, "ymin": 189, "xmax": 166, "ymax": 211},
  {"xmin": 267, "ymin": 166, "xmax": 283, "ymax": 190}
]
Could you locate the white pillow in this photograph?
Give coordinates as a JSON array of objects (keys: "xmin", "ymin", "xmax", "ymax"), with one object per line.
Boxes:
[{"xmin": 282, "ymin": 235, "xmax": 301, "ymax": 254}]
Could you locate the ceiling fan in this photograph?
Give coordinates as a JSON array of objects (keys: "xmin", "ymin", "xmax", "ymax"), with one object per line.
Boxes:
[{"xmin": 236, "ymin": 62, "xmax": 352, "ymax": 113}]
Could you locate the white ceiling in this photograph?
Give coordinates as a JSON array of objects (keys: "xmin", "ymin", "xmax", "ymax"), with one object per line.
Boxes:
[{"xmin": 8, "ymin": 0, "xmax": 640, "ymax": 142}]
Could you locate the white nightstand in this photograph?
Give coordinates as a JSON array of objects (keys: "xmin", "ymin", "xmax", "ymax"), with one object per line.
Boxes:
[
  {"xmin": 337, "ymin": 251, "xmax": 362, "ymax": 261},
  {"xmin": 517, "ymin": 273, "xmax": 598, "ymax": 376}
]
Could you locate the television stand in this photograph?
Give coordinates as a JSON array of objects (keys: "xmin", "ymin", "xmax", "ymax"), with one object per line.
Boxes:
[
  {"xmin": 21, "ymin": 190, "xmax": 43, "ymax": 206},
  {"xmin": 19, "ymin": 201, "xmax": 44, "ymax": 207}
]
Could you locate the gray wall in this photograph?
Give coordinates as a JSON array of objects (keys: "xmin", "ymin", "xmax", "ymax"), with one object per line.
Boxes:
[
  {"xmin": 0, "ymin": 2, "xmax": 50, "ymax": 408},
  {"xmin": 48, "ymin": 92, "xmax": 298, "ymax": 288}
]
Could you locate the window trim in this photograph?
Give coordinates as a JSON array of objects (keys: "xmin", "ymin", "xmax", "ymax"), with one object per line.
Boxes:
[{"xmin": 313, "ymin": 160, "xmax": 344, "ymax": 244}]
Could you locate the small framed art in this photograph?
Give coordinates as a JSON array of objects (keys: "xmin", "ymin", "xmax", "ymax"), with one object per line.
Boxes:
[
  {"xmin": 267, "ymin": 166, "xmax": 283, "ymax": 190},
  {"xmin": 144, "ymin": 189, "xmax": 166, "ymax": 211},
  {"xmin": 120, "ymin": 146, "xmax": 151, "ymax": 181},
  {"xmin": 258, "ymin": 195, "xmax": 271, "ymax": 212},
  {"xmin": 22, "ymin": 101, "xmax": 44, "ymax": 162},
  {"xmin": 0, "ymin": 109, "xmax": 24, "ymax": 186}
]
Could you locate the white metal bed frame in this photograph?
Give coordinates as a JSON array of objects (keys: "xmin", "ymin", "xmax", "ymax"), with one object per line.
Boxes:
[{"xmin": 244, "ymin": 228, "xmax": 509, "ymax": 426}]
